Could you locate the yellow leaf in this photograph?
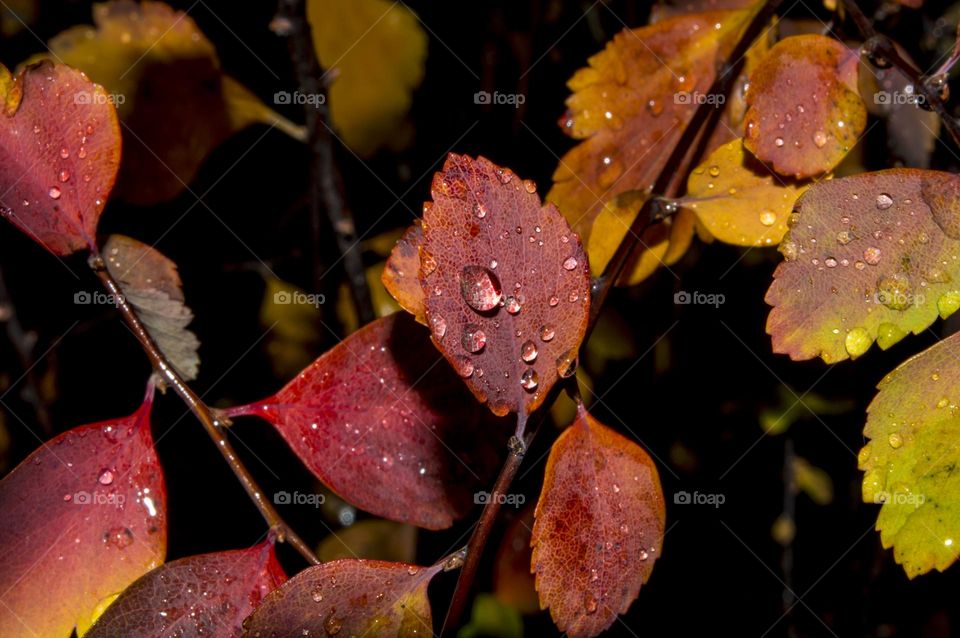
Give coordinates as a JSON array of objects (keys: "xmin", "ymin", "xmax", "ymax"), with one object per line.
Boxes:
[
  {"xmin": 308, "ymin": 0, "xmax": 427, "ymax": 156},
  {"xmin": 76, "ymin": 592, "xmax": 120, "ymax": 637}
]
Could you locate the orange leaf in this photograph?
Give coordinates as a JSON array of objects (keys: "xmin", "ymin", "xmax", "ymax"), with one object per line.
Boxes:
[
  {"xmin": 382, "ymin": 220, "xmax": 427, "ymax": 324},
  {"xmin": 419, "ymin": 154, "xmax": 591, "ymax": 417},
  {"xmin": 532, "ymin": 405, "xmax": 665, "ymax": 638},
  {"xmin": 0, "ymin": 61, "xmax": 120, "ymax": 256},
  {"xmin": 744, "ymin": 34, "xmax": 866, "ymax": 178},
  {"xmin": 241, "ymin": 559, "xmax": 440, "ymax": 636}
]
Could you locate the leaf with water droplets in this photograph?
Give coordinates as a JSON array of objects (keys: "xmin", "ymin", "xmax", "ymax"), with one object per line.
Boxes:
[
  {"xmin": 0, "ymin": 389, "xmax": 166, "ymax": 637},
  {"xmin": 684, "ymin": 139, "xmax": 810, "ymax": 246},
  {"xmin": 547, "ymin": 10, "xmax": 751, "ymax": 275},
  {"xmin": 225, "ymin": 312, "xmax": 506, "ymax": 530},
  {"xmin": 419, "ymin": 154, "xmax": 590, "ymax": 417},
  {"xmin": 308, "ymin": 0, "xmax": 427, "ymax": 157},
  {"xmin": 531, "ymin": 405, "xmax": 665, "ymax": 638},
  {"xmin": 104, "ymin": 234, "xmax": 201, "ymax": 380},
  {"xmin": 860, "ymin": 332, "xmax": 960, "ymax": 577},
  {"xmin": 44, "ymin": 0, "xmax": 304, "ymax": 205},
  {"xmin": 86, "ymin": 541, "xmax": 285, "ymax": 638},
  {"xmin": 0, "ymin": 60, "xmax": 120, "ymax": 256},
  {"xmin": 382, "ymin": 220, "xmax": 428, "ymax": 324},
  {"xmin": 743, "ymin": 34, "xmax": 865, "ymax": 178},
  {"xmin": 766, "ymin": 169, "xmax": 960, "ymax": 363},
  {"xmin": 240, "ymin": 559, "xmax": 439, "ymax": 637}
]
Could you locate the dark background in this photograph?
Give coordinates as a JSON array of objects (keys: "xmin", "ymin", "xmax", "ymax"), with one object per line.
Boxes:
[{"xmin": 1, "ymin": 0, "xmax": 960, "ymax": 636}]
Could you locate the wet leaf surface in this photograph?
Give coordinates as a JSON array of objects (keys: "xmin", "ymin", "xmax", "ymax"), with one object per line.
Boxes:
[{"xmin": 382, "ymin": 220, "xmax": 427, "ymax": 324}]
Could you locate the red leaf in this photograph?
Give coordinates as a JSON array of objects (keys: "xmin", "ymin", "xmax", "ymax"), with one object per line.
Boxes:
[
  {"xmin": 240, "ymin": 559, "xmax": 440, "ymax": 637},
  {"xmin": 0, "ymin": 388, "xmax": 166, "ymax": 637},
  {"xmin": 419, "ymin": 154, "xmax": 590, "ymax": 417},
  {"xmin": 86, "ymin": 541, "xmax": 286, "ymax": 638},
  {"xmin": 225, "ymin": 312, "xmax": 507, "ymax": 530},
  {"xmin": 531, "ymin": 405, "xmax": 665, "ymax": 638},
  {"xmin": 0, "ymin": 61, "xmax": 121, "ymax": 255}
]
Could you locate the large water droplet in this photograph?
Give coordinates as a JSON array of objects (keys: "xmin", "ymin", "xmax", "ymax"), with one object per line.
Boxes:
[
  {"xmin": 540, "ymin": 325, "xmax": 555, "ymax": 342},
  {"xmin": 48, "ymin": 187, "xmax": 61, "ymax": 200},
  {"xmin": 844, "ymin": 327, "xmax": 871, "ymax": 358},
  {"xmin": 523, "ymin": 179, "xmax": 537, "ymax": 193},
  {"xmin": 520, "ymin": 369, "xmax": 538, "ymax": 391},
  {"xmin": 430, "ymin": 314, "xmax": 447, "ymax": 340},
  {"xmin": 813, "ymin": 131, "xmax": 827, "ymax": 148},
  {"xmin": 863, "ymin": 246, "xmax": 881, "ymax": 265},
  {"xmin": 708, "ymin": 165, "xmax": 720, "ymax": 177},
  {"xmin": 59, "ymin": 170, "xmax": 70, "ymax": 183},
  {"xmin": 454, "ymin": 356, "xmax": 474, "ymax": 378},
  {"xmin": 876, "ymin": 193, "xmax": 894, "ymax": 210},
  {"xmin": 759, "ymin": 211, "xmax": 776, "ymax": 227},
  {"xmin": 888, "ymin": 432, "xmax": 903, "ymax": 449},
  {"xmin": 460, "ymin": 265, "xmax": 502, "ymax": 311},
  {"xmin": 462, "ymin": 324, "xmax": 487, "ymax": 353},
  {"xmin": 774, "ymin": 137, "xmax": 785, "ymax": 147},
  {"xmin": 504, "ymin": 295, "xmax": 521, "ymax": 314},
  {"xmin": 557, "ymin": 351, "xmax": 578, "ymax": 378},
  {"xmin": 877, "ymin": 273, "xmax": 912, "ymax": 310},
  {"xmin": 521, "ymin": 340, "xmax": 538, "ymax": 363},
  {"xmin": 563, "ymin": 256, "xmax": 578, "ymax": 271},
  {"xmin": 98, "ymin": 469, "xmax": 115, "ymax": 485}
]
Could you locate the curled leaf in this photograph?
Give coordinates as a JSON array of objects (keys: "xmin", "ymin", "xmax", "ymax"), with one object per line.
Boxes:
[
  {"xmin": 861, "ymin": 333, "xmax": 960, "ymax": 577},
  {"xmin": 744, "ymin": 34, "xmax": 866, "ymax": 178},
  {"xmin": 419, "ymin": 154, "xmax": 590, "ymax": 417},
  {"xmin": 46, "ymin": 0, "xmax": 304, "ymax": 204},
  {"xmin": 240, "ymin": 559, "xmax": 440, "ymax": 637},
  {"xmin": 532, "ymin": 405, "xmax": 665, "ymax": 638},
  {"xmin": 0, "ymin": 391, "xmax": 166, "ymax": 637},
  {"xmin": 766, "ymin": 169, "xmax": 960, "ymax": 362},
  {"xmin": 307, "ymin": 0, "xmax": 427, "ymax": 156},
  {"xmin": 0, "ymin": 61, "xmax": 120, "ymax": 256},
  {"xmin": 86, "ymin": 541, "xmax": 285, "ymax": 637},
  {"xmin": 382, "ymin": 220, "xmax": 427, "ymax": 323},
  {"xmin": 684, "ymin": 139, "xmax": 810, "ymax": 246},
  {"xmin": 225, "ymin": 312, "xmax": 506, "ymax": 530},
  {"xmin": 104, "ymin": 234, "xmax": 200, "ymax": 380}
]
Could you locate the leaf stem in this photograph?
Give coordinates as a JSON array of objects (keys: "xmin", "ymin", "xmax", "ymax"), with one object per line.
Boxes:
[
  {"xmin": 89, "ymin": 253, "xmax": 321, "ymax": 566},
  {"xmin": 275, "ymin": 0, "xmax": 375, "ymax": 326}
]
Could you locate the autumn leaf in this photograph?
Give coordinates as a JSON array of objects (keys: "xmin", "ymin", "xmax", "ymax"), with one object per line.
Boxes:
[
  {"xmin": 0, "ymin": 61, "xmax": 120, "ymax": 256},
  {"xmin": 317, "ymin": 519, "xmax": 417, "ymax": 563},
  {"xmin": 104, "ymin": 235, "xmax": 201, "ymax": 380},
  {"xmin": 860, "ymin": 333, "xmax": 960, "ymax": 577},
  {"xmin": 683, "ymin": 139, "xmax": 810, "ymax": 246},
  {"xmin": 240, "ymin": 559, "xmax": 440, "ymax": 637},
  {"xmin": 382, "ymin": 220, "xmax": 427, "ymax": 324},
  {"xmin": 547, "ymin": 10, "xmax": 751, "ymax": 276},
  {"xmin": 494, "ymin": 505, "xmax": 539, "ymax": 615},
  {"xmin": 531, "ymin": 405, "xmax": 665, "ymax": 638},
  {"xmin": 86, "ymin": 541, "xmax": 285, "ymax": 637},
  {"xmin": 418, "ymin": 154, "xmax": 590, "ymax": 418},
  {"xmin": 45, "ymin": 0, "xmax": 304, "ymax": 205},
  {"xmin": 0, "ymin": 388, "xmax": 166, "ymax": 638},
  {"xmin": 766, "ymin": 169, "xmax": 960, "ymax": 363},
  {"xmin": 743, "ymin": 34, "xmax": 866, "ymax": 178},
  {"xmin": 224, "ymin": 312, "xmax": 507, "ymax": 530},
  {"xmin": 307, "ymin": 0, "xmax": 427, "ymax": 156}
]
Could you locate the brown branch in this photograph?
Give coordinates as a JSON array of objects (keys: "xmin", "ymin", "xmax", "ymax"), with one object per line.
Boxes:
[
  {"xmin": 89, "ymin": 253, "xmax": 320, "ymax": 566},
  {"xmin": 275, "ymin": 0, "xmax": 375, "ymax": 326}
]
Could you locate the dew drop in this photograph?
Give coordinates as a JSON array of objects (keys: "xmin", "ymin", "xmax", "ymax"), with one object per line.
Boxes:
[
  {"xmin": 876, "ymin": 193, "xmax": 894, "ymax": 210},
  {"xmin": 813, "ymin": 130, "xmax": 828, "ymax": 148},
  {"xmin": 59, "ymin": 170, "xmax": 70, "ymax": 183},
  {"xmin": 520, "ymin": 369, "xmax": 539, "ymax": 391},
  {"xmin": 844, "ymin": 327, "xmax": 871, "ymax": 358},
  {"xmin": 454, "ymin": 356, "xmax": 474, "ymax": 378},
  {"xmin": 888, "ymin": 432, "xmax": 903, "ymax": 449},
  {"xmin": 759, "ymin": 211, "xmax": 776, "ymax": 227},
  {"xmin": 460, "ymin": 265, "xmax": 502, "ymax": 311},
  {"xmin": 774, "ymin": 137, "xmax": 785, "ymax": 147},
  {"xmin": 540, "ymin": 325, "xmax": 555, "ymax": 341},
  {"xmin": 473, "ymin": 202, "xmax": 487, "ymax": 218},
  {"xmin": 836, "ymin": 230, "xmax": 853, "ymax": 245},
  {"xmin": 825, "ymin": 257, "xmax": 838, "ymax": 268},
  {"xmin": 48, "ymin": 187, "xmax": 61, "ymax": 200},
  {"xmin": 98, "ymin": 469, "xmax": 115, "ymax": 485},
  {"xmin": 59, "ymin": 147, "xmax": 70, "ymax": 159},
  {"xmin": 521, "ymin": 340, "xmax": 538, "ymax": 363},
  {"xmin": 863, "ymin": 247, "xmax": 881, "ymax": 265},
  {"xmin": 430, "ymin": 314, "xmax": 447, "ymax": 340},
  {"xmin": 548, "ymin": 295, "xmax": 559, "ymax": 307},
  {"xmin": 104, "ymin": 526, "xmax": 134, "ymax": 549},
  {"xmin": 584, "ymin": 593, "xmax": 599, "ymax": 614},
  {"xmin": 557, "ymin": 351, "xmax": 578, "ymax": 378},
  {"xmin": 708, "ymin": 165, "xmax": 720, "ymax": 177},
  {"xmin": 461, "ymin": 324, "xmax": 487, "ymax": 353},
  {"xmin": 504, "ymin": 295, "xmax": 522, "ymax": 314},
  {"xmin": 311, "ymin": 588, "xmax": 324, "ymax": 603},
  {"xmin": 523, "ymin": 179, "xmax": 537, "ymax": 193}
]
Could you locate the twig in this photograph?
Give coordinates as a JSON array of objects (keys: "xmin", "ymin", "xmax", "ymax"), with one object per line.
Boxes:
[
  {"xmin": 275, "ymin": 0, "xmax": 376, "ymax": 326},
  {"xmin": 89, "ymin": 253, "xmax": 321, "ymax": 566},
  {"xmin": 841, "ymin": 0, "xmax": 960, "ymax": 148}
]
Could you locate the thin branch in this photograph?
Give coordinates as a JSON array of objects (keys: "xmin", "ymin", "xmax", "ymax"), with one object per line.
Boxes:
[
  {"xmin": 275, "ymin": 0, "xmax": 376, "ymax": 326},
  {"xmin": 89, "ymin": 253, "xmax": 321, "ymax": 566}
]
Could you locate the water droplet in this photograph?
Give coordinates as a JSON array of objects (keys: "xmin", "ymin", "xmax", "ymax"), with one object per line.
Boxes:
[
  {"xmin": 460, "ymin": 265, "xmax": 502, "ymax": 311},
  {"xmin": 863, "ymin": 247, "xmax": 882, "ymax": 265},
  {"xmin": 461, "ymin": 324, "xmax": 487, "ymax": 353},
  {"xmin": 520, "ymin": 369, "xmax": 538, "ymax": 391},
  {"xmin": 876, "ymin": 193, "xmax": 894, "ymax": 210},
  {"xmin": 521, "ymin": 340, "xmax": 538, "ymax": 363},
  {"xmin": 780, "ymin": 241, "xmax": 799, "ymax": 261},
  {"xmin": 548, "ymin": 295, "xmax": 559, "ymax": 307},
  {"xmin": 523, "ymin": 179, "xmax": 537, "ymax": 193},
  {"xmin": 597, "ymin": 156, "xmax": 623, "ymax": 188},
  {"xmin": 104, "ymin": 526, "xmax": 134, "ymax": 549},
  {"xmin": 473, "ymin": 202, "xmax": 487, "ymax": 218},
  {"xmin": 324, "ymin": 612, "xmax": 343, "ymax": 636},
  {"xmin": 48, "ymin": 187, "xmax": 61, "ymax": 200},
  {"xmin": 813, "ymin": 131, "xmax": 828, "ymax": 148},
  {"xmin": 584, "ymin": 593, "xmax": 599, "ymax": 614},
  {"xmin": 59, "ymin": 170, "xmax": 70, "ymax": 183},
  {"xmin": 877, "ymin": 273, "xmax": 912, "ymax": 310},
  {"xmin": 59, "ymin": 147, "xmax": 69, "ymax": 159},
  {"xmin": 759, "ymin": 211, "xmax": 776, "ymax": 227},
  {"xmin": 836, "ymin": 230, "xmax": 853, "ymax": 245},
  {"xmin": 454, "ymin": 356, "xmax": 474, "ymax": 378},
  {"xmin": 504, "ymin": 295, "xmax": 522, "ymax": 314},
  {"xmin": 825, "ymin": 257, "xmax": 838, "ymax": 268},
  {"xmin": 407, "ymin": 566, "xmax": 420, "ymax": 575},
  {"xmin": 540, "ymin": 325, "xmax": 555, "ymax": 341},
  {"xmin": 888, "ymin": 432, "xmax": 903, "ymax": 449},
  {"xmin": 557, "ymin": 351, "xmax": 578, "ymax": 378},
  {"xmin": 937, "ymin": 397, "xmax": 950, "ymax": 409},
  {"xmin": 311, "ymin": 587, "xmax": 324, "ymax": 602},
  {"xmin": 430, "ymin": 314, "xmax": 447, "ymax": 340},
  {"xmin": 774, "ymin": 137, "xmax": 785, "ymax": 147},
  {"xmin": 497, "ymin": 169, "xmax": 513, "ymax": 184},
  {"xmin": 708, "ymin": 165, "xmax": 721, "ymax": 177},
  {"xmin": 98, "ymin": 469, "xmax": 115, "ymax": 485},
  {"xmin": 421, "ymin": 250, "xmax": 438, "ymax": 277},
  {"xmin": 844, "ymin": 327, "xmax": 871, "ymax": 358},
  {"xmin": 562, "ymin": 256, "xmax": 578, "ymax": 271},
  {"xmin": 77, "ymin": 147, "xmax": 87, "ymax": 159}
]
